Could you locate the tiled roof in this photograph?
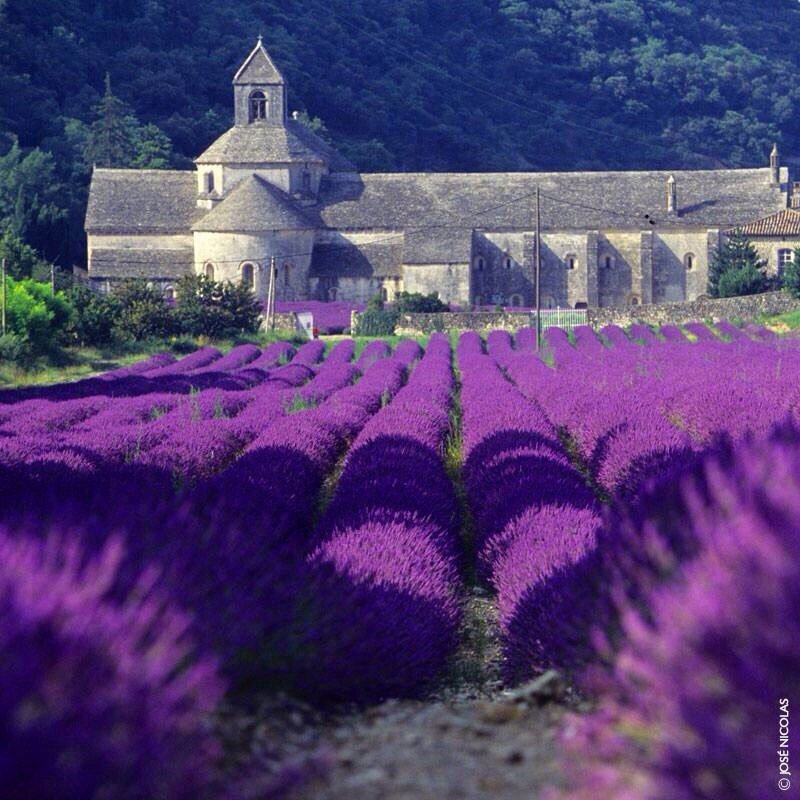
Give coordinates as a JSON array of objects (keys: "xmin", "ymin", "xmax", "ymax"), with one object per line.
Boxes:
[
  {"xmin": 234, "ymin": 40, "xmax": 284, "ymax": 85},
  {"xmin": 196, "ymin": 120, "xmax": 356, "ymax": 172},
  {"xmin": 192, "ymin": 175, "xmax": 317, "ymax": 232},
  {"xmin": 730, "ymin": 208, "xmax": 800, "ymax": 236},
  {"xmin": 317, "ymin": 168, "xmax": 789, "ymax": 232},
  {"xmin": 85, "ymin": 169, "xmax": 204, "ymax": 233},
  {"xmin": 90, "ymin": 249, "xmax": 193, "ymax": 279},
  {"xmin": 310, "ymin": 239, "xmax": 404, "ymax": 278}
]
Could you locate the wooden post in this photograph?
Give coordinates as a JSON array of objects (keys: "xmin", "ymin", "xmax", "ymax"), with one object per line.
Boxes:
[
  {"xmin": 1, "ymin": 258, "xmax": 6, "ymax": 336},
  {"xmin": 534, "ymin": 185, "xmax": 542, "ymax": 350},
  {"xmin": 266, "ymin": 255, "xmax": 276, "ymax": 331}
]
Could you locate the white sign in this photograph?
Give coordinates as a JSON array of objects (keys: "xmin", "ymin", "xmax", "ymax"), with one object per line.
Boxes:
[{"xmin": 295, "ymin": 311, "xmax": 314, "ymax": 339}]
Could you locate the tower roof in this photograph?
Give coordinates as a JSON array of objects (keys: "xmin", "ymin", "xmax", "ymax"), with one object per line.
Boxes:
[
  {"xmin": 192, "ymin": 174, "xmax": 317, "ymax": 232},
  {"xmin": 233, "ymin": 37, "xmax": 284, "ymax": 85}
]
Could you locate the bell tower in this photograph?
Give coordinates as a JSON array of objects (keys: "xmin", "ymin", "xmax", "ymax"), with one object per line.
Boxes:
[{"xmin": 233, "ymin": 36, "xmax": 287, "ymax": 127}]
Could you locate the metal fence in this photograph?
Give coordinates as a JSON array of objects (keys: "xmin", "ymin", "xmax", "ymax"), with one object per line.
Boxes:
[{"xmin": 533, "ymin": 308, "xmax": 588, "ymax": 330}]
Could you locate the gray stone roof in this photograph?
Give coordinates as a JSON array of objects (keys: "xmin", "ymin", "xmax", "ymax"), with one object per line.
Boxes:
[
  {"xmin": 90, "ymin": 249, "xmax": 193, "ymax": 279},
  {"xmin": 234, "ymin": 40, "xmax": 284, "ymax": 85},
  {"xmin": 192, "ymin": 175, "xmax": 317, "ymax": 232},
  {"xmin": 404, "ymin": 228, "xmax": 473, "ymax": 264},
  {"xmin": 317, "ymin": 168, "xmax": 790, "ymax": 233},
  {"xmin": 310, "ymin": 239, "xmax": 404, "ymax": 278},
  {"xmin": 85, "ymin": 169, "xmax": 203, "ymax": 234},
  {"xmin": 196, "ymin": 119, "xmax": 356, "ymax": 172}
]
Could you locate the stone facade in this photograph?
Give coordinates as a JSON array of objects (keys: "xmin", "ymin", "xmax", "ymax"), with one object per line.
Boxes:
[{"xmin": 85, "ymin": 41, "xmax": 796, "ymax": 311}]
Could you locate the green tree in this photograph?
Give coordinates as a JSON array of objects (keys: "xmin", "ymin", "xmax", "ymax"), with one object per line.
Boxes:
[
  {"xmin": 174, "ymin": 274, "xmax": 261, "ymax": 338},
  {"xmin": 0, "ymin": 231, "xmax": 52, "ymax": 280},
  {"xmin": 66, "ymin": 284, "xmax": 121, "ymax": 346},
  {"xmin": 395, "ymin": 291, "xmax": 448, "ymax": 313},
  {"xmin": 113, "ymin": 280, "xmax": 175, "ymax": 340},
  {"xmin": 2, "ymin": 276, "xmax": 74, "ymax": 357},
  {"xmin": 85, "ymin": 74, "xmax": 135, "ymax": 168},
  {"xmin": 130, "ymin": 123, "xmax": 175, "ymax": 169},
  {"xmin": 708, "ymin": 230, "xmax": 769, "ymax": 298},
  {"xmin": 781, "ymin": 248, "xmax": 800, "ymax": 299}
]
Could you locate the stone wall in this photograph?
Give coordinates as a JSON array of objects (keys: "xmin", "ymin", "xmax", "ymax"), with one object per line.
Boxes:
[
  {"xmin": 587, "ymin": 290, "xmax": 800, "ymax": 328},
  {"xmin": 394, "ymin": 311, "xmax": 533, "ymax": 335},
  {"xmin": 260, "ymin": 312, "xmax": 296, "ymax": 332}
]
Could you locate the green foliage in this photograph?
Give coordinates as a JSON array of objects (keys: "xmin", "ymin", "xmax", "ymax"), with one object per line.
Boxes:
[
  {"xmin": 112, "ymin": 280, "xmax": 175, "ymax": 341},
  {"xmin": 1, "ymin": 276, "xmax": 74, "ymax": 357},
  {"xmin": 174, "ymin": 274, "xmax": 261, "ymax": 338},
  {"xmin": 395, "ymin": 291, "xmax": 449, "ymax": 313},
  {"xmin": 781, "ymin": 248, "xmax": 800, "ymax": 299},
  {"xmin": 708, "ymin": 231, "xmax": 769, "ymax": 298},
  {"xmin": 0, "ymin": 332, "xmax": 32, "ymax": 365},
  {"xmin": 366, "ymin": 294, "xmax": 384, "ymax": 312},
  {"xmin": 66, "ymin": 284, "xmax": 121, "ymax": 346},
  {"xmin": 0, "ymin": 231, "xmax": 53, "ymax": 280},
  {"xmin": 353, "ymin": 307, "xmax": 399, "ymax": 336}
]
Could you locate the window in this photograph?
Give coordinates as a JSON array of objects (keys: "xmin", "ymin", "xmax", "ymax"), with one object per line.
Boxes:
[
  {"xmin": 684, "ymin": 252, "xmax": 695, "ymax": 271},
  {"xmin": 509, "ymin": 294, "xmax": 523, "ymax": 307},
  {"xmin": 627, "ymin": 293, "xmax": 640, "ymax": 306},
  {"xmin": 575, "ymin": 301, "xmax": 588, "ymax": 309},
  {"xmin": 249, "ymin": 91, "xmax": 268, "ymax": 122},
  {"xmin": 204, "ymin": 172, "xmax": 215, "ymax": 194},
  {"xmin": 474, "ymin": 256, "xmax": 485, "ymax": 272},
  {"xmin": 204, "ymin": 262, "xmax": 215, "ymax": 281},
  {"xmin": 302, "ymin": 169, "xmax": 311, "ymax": 194},
  {"xmin": 565, "ymin": 254, "xmax": 578, "ymax": 270},
  {"xmin": 778, "ymin": 248, "xmax": 794, "ymax": 276},
  {"xmin": 602, "ymin": 255, "xmax": 614, "ymax": 269},
  {"xmin": 164, "ymin": 286, "xmax": 175, "ymax": 302},
  {"xmin": 504, "ymin": 256, "xmax": 513, "ymax": 269},
  {"xmin": 381, "ymin": 286, "xmax": 388, "ymax": 302},
  {"xmin": 241, "ymin": 262, "xmax": 255, "ymax": 290},
  {"xmin": 327, "ymin": 286, "xmax": 337, "ymax": 301}
]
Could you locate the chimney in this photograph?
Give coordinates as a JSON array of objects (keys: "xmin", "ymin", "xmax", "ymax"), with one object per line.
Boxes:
[
  {"xmin": 666, "ymin": 174, "xmax": 677, "ymax": 215},
  {"xmin": 791, "ymin": 182, "xmax": 800, "ymax": 210},
  {"xmin": 770, "ymin": 142, "xmax": 780, "ymax": 186}
]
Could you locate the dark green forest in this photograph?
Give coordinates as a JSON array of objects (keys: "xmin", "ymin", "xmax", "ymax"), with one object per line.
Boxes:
[{"xmin": 1, "ymin": 0, "xmax": 800, "ymax": 266}]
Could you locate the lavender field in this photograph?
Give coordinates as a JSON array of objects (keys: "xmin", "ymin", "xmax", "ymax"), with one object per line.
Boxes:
[{"xmin": 1, "ymin": 322, "xmax": 797, "ymax": 798}]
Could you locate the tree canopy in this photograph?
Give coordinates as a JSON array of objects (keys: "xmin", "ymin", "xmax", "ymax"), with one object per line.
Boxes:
[{"xmin": 1, "ymin": 0, "xmax": 799, "ymax": 265}]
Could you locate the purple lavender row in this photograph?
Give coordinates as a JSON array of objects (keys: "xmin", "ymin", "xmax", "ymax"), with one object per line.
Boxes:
[
  {"xmin": 555, "ymin": 424, "xmax": 800, "ymax": 800},
  {"xmin": 460, "ymin": 331, "xmax": 602, "ymax": 681},
  {"xmin": 292, "ymin": 333, "xmax": 460, "ymax": 702}
]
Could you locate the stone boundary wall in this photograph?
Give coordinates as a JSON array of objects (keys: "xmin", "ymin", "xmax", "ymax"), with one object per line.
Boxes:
[
  {"xmin": 259, "ymin": 312, "xmax": 296, "ymax": 332},
  {"xmin": 587, "ymin": 291, "xmax": 800, "ymax": 328},
  {"xmin": 350, "ymin": 291, "xmax": 800, "ymax": 335}
]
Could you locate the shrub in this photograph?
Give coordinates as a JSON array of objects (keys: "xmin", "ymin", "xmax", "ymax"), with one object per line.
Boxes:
[
  {"xmin": 174, "ymin": 275, "xmax": 261, "ymax": 338},
  {"xmin": 395, "ymin": 291, "xmax": 448, "ymax": 313},
  {"xmin": 0, "ymin": 332, "xmax": 32, "ymax": 365},
  {"xmin": 3, "ymin": 276, "xmax": 73, "ymax": 356},
  {"xmin": 66, "ymin": 284, "xmax": 121, "ymax": 346},
  {"xmin": 781, "ymin": 246, "xmax": 800, "ymax": 298},
  {"xmin": 0, "ymin": 529, "xmax": 225, "ymax": 799},
  {"xmin": 113, "ymin": 279, "xmax": 175, "ymax": 340}
]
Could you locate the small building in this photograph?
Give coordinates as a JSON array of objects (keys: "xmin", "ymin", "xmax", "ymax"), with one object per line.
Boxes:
[{"xmin": 85, "ymin": 39, "xmax": 795, "ymax": 309}]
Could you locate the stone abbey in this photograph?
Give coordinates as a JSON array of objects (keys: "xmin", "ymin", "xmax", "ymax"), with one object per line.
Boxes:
[{"xmin": 86, "ymin": 39, "xmax": 800, "ymax": 309}]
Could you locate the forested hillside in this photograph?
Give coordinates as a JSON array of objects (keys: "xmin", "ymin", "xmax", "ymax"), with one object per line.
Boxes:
[{"xmin": 2, "ymin": 0, "xmax": 800, "ymax": 265}]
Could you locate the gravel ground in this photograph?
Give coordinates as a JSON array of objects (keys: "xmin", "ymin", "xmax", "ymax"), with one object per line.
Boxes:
[{"xmin": 215, "ymin": 589, "xmax": 585, "ymax": 799}]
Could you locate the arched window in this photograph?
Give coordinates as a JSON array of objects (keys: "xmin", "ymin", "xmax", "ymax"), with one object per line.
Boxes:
[
  {"xmin": 602, "ymin": 255, "xmax": 614, "ymax": 269},
  {"xmin": 203, "ymin": 172, "xmax": 215, "ymax": 194},
  {"xmin": 504, "ymin": 256, "xmax": 513, "ymax": 269},
  {"xmin": 565, "ymin": 254, "xmax": 578, "ymax": 270},
  {"xmin": 241, "ymin": 262, "xmax": 255, "ymax": 290},
  {"xmin": 283, "ymin": 262, "xmax": 292, "ymax": 287},
  {"xmin": 164, "ymin": 285, "xmax": 175, "ymax": 302},
  {"xmin": 204, "ymin": 262, "xmax": 215, "ymax": 281},
  {"xmin": 627, "ymin": 293, "xmax": 640, "ymax": 306},
  {"xmin": 474, "ymin": 256, "xmax": 485, "ymax": 272},
  {"xmin": 684, "ymin": 252, "xmax": 695, "ymax": 271},
  {"xmin": 381, "ymin": 286, "xmax": 388, "ymax": 302},
  {"xmin": 327, "ymin": 286, "xmax": 337, "ymax": 301},
  {"xmin": 249, "ymin": 91, "xmax": 268, "ymax": 122},
  {"xmin": 509, "ymin": 293, "xmax": 523, "ymax": 307}
]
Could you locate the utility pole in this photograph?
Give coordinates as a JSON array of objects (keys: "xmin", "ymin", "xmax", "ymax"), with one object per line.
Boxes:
[
  {"xmin": 1, "ymin": 258, "xmax": 6, "ymax": 336},
  {"xmin": 534, "ymin": 185, "xmax": 542, "ymax": 351},
  {"xmin": 266, "ymin": 255, "xmax": 276, "ymax": 331}
]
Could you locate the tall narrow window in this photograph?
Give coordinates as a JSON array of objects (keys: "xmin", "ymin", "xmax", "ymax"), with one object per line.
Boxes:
[
  {"xmin": 204, "ymin": 263, "xmax": 215, "ymax": 281},
  {"xmin": 241, "ymin": 262, "xmax": 255, "ymax": 290},
  {"xmin": 565, "ymin": 254, "xmax": 578, "ymax": 270},
  {"xmin": 249, "ymin": 91, "xmax": 268, "ymax": 122},
  {"xmin": 381, "ymin": 286, "xmax": 388, "ymax": 302},
  {"xmin": 204, "ymin": 172, "xmax": 215, "ymax": 194},
  {"xmin": 684, "ymin": 252, "xmax": 695, "ymax": 271},
  {"xmin": 475, "ymin": 256, "xmax": 485, "ymax": 272},
  {"xmin": 504, "ymin": 256, "xmax": 512, "ymax": 269},
  {"xmin": 778, "ymin": 248, "xmax": 793, "ymax": 276}
]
